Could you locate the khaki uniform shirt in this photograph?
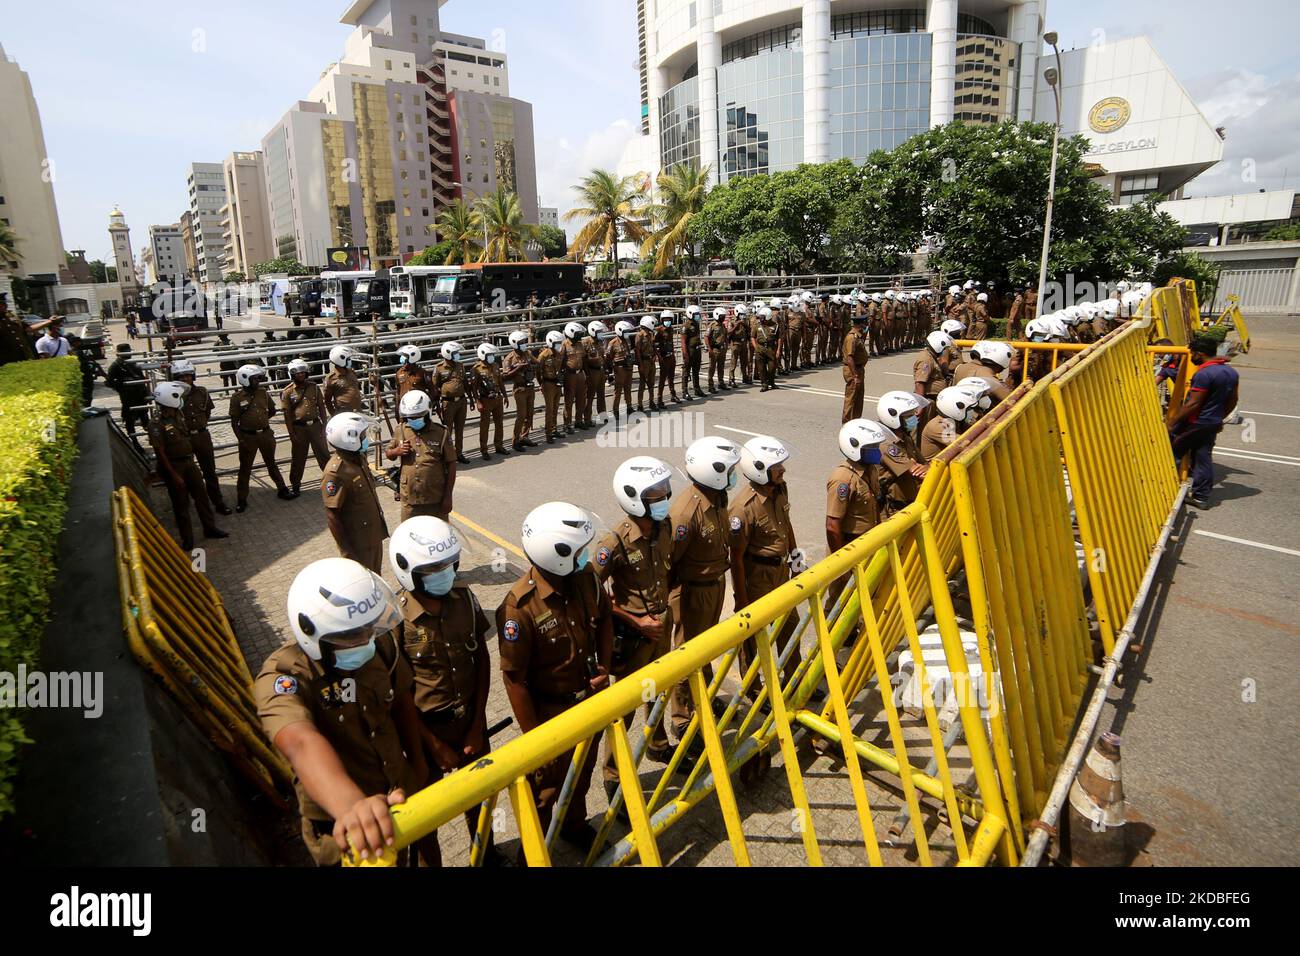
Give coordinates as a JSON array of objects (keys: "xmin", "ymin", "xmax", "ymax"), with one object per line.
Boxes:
[
  {"xmin": 706, "ymin": 319, "xmax": 727, "ymax": 353},
  {"xmin": 431, "ymin": 361, "xmax": 468, "ymax": 402},
  {"xmin": 387, "ymin": 421, "xmax": 455, "ymax": 506},
  {"xmin": 501, "ymin": 349, "xmax": 537, "ymax": 388},
  {"xmin": 634, "ymin": 329, "xmax": 656, "ymax": 363},
  {"xmin": 468, "ymin": 361, "xmax": 506, "ymax": 402},
  {"xmin": 324, "ymin": 368, "xmax": 363, "ymax": 413},
  {"xmin": 149, "ymin": 408, "xmax": 194, "ymax": 461},
  {"xmin": 826, "ymin": 461, "xmax": 880, "ymax": 538},
  {"xmin": 182, "ymin": 385, "xmax": 215, "ymax": 433},
  {"xmin": 538, "ymin": 347, "xmax": 562, "ymax": 382},
  {"xmin": 229, "ymin": 387, "xmax": 275, "ymax": 432},
  {"xmin": 752, "ymin": 318, "xmax": 778, "ymax": 352},
  {"xmin": 321, "ymin": 452, "xmax": 389, "ymax": 548},
  {"xmin": 843, "ymin": 328, "xmax": 869, "ymax": 375},
  {"xmin": 497, "ymin": 565, "xmax": 611, "ymax": 699},
  {"xmin": 729, "ymin": 484, "xmax": 794, "ymax": 561},
  {"xmin": 606, "ymin": 336, "xmax": 632, "ymax": 368},
  {"xmin": 913, "ymin": 353, "xmax": 948, "ymax": 397},
  {"xmin": 395, "ymin": 365, "xmax": 431, "ymax": 401},
  {"xmin": 668, "ymin": 487, "xmax": 731, "ymax": 583},
  {"xmin": 593, "ymin": 518, "xmax": 671, "ymax": 615},
  {"xmin": 682, "ymin": 318, "xmax": 702, "ymax": 353},
  {"xmin": 881, "ymin": 434, "xmax": 924, "ymax": 509},
  {"xmin": 282, "ymin": 380, "xmax": 326, "ymax": 424},
  {"xmin": 952, "ymin": 362, "xmax": 1012, "ymax": 402},
  {"xmin": 921, "ymin": 416, "xmax": 959, "ymax": 462},
  {"xmin": 561, "ymin": 338, "xmax": 585, "ymax": 373},
  {"xmin": 583, "ymin": 335, "xmax": 606, "ymax": 371},
  {"xmin": 397, "ymin": 585, "xmax": 489, "ymax": 715},
  {"xmin": 255, "ymin": 633, "xmax": 419, "ymax": 824}
]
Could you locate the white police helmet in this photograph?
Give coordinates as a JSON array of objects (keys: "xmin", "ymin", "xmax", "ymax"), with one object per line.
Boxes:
[
  {"xmin": 398, "ymin": 389, "xmax": 432, "ymax": 420},
  {"xmin": 615, "ymin": 319, "xmax": 636, "ymax": 339},
  {"xmin": 288, "ymin": 358, "xmax": 311, "ymax": 378},
  {"xmin": 565, "ymin": 321, "xmax": 585, "ymax": 339},
  {"xmin": 660, "ymin": 310, "xmax": 674, "ymax": 325},
  {"xmin": 325, "ymin": 412, "xmax": 370, "ymax": 452},
  {"xmin": 612, "ymin": 456, "xmax": 673, "ymax": 519},
  {"xmin": 838, "ymin": 418, "xmax": 892, "ymax": 462},
  {"xmin": 740, "ymin": 435, "xmax": 790, "ymax": 485},
  {"xmin": 955, "ymin": 377, "xmax": 995, "ymax": 411},
  {"xmin": 545, "ymin": 330, "xmax": 565, "ymax": 349},
  {"xmin": 287, "ymin": 558, "xmax": 401, "ymax": 663},
  {"xmin": 152, "ymin": 381, "xmax": 186, "ymax": 409},
  {"xmin": 587, "ymin": 320, "xmax": 607, "ymax": 338},
  {"xmin": 440, "ymin": 341, "xmax": 463, "ymax": 362},
  {"xmin": 639, "ymin": 315, "xmax": 657, "ymax": 331},
  {"xmin": 508, "ymin": 329, "xmax": 530, "ymax": 351},
  {"xmin": 476, "ymin": 342, "xmax": 498, "ymax": 363},
  {"xmin": 876, "ymin": 390, "xmax": 925, "ymax": 430},
  {"xmin": 686, "ymin": 304, "xmax": 701, "ymax": 317},
  {"xmin": 521, "ymin": 501, "xmax": 596, "ymax": 577},
  {"xmin": 937, "ymin": 385, "xmax": 981, "ymax": 425},
  {"xmin": 949, "ymin": 285, "xmax": 961, "ymax": 296},
  {"xmin": 170, "ymin": 358, "xmax": 196, "ymax": 379},
  {"xmin": 940, "ymin": 318, "xmax": 965, "ymax": 337},
  {"xmin": 236, "ymin": 364, "xmax": 266, "ymax": 388},
  {"xmin": 684, "ymin": 436, "xmax": 742, "ymax": 491},
  {"xmin": 389, "ymin": 516, "xmax": 461, "ymax": 593},
  {"xmin": 972, "ymin": 341, "xmax": 1013, "ymax": 370},
  {"xmin": 712, "ymin": 307, "xmax": 727, "ymax": 320},
  {"xmin": 926, "ymin": 330, "xmax": 955, "ymax": 355},
  {"xmin": 397, "ymin": 344, "xmax": 422, "ymax": 365},
  {"xmin": 976, "ymin": 292, "xmax": 989, "ymax": 303},
  {"xmin": 329, "ymin": 345, "xmax": 355, "ymax": 369}
]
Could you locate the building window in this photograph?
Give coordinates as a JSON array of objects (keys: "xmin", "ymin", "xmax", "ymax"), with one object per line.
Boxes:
[
  {"xmin": 385, "ymin": 59, "xmax": 393, "ymax": 70},
  {"xmin": 1118, "ymin": 173, "xmax": 1161, "ymax": 205},
  {"xmin": 689, "ymin": 3, "xmax": 697, "ymax": 28}
]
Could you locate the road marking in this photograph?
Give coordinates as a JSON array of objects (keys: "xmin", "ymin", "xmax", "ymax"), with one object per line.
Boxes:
[
  {"xmin": 717, "ymin": 425, "xmax": 766, "ymax": 438},
  {"xmin": 1239, "ymin": 409, "xmax": 1300, "ymax": 420},
  {"xmin": 1212, "ymin": 450, "xmax": 1300, "ymax": 468},
  {"xmin": 1215, "ymin": 446, "xmax": 1300, "ymax": 462},
  {"xmin": 882, "ymin": 371, "xmax": 913, "ymax": 377},
  {"xmin": 783, "ymin": 384, "xmax": 883, "ymax": 403},
  {"xmin": 1192, "ymin": 530, "xmax": 1300, "ymax": 557},
  {"xmin": 451, "ymin": 510, "xmax": 526, "ymax": 560}
]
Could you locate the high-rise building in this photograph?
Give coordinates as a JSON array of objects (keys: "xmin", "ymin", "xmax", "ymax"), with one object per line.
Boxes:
[
  {"xmin": 147, "ymin": 224, "xmax": 186, "ymax": 284},
  {"xmin": 539, "ymin": 206, "xmax": 559, "ymax": 229},
  {"xmin": 179, "ymin": 210, "xmax": 199, "ymax": 277},
  {"xmin": 449, "ymin": 91, "xmax": 539, "ymax": 223},
  {"xmin": 220, "ymin": 151, "xmax": 275, "ymax": 278},
  {"xmin": 107, "ymin": 207, "xmax": 139, "ymax": 304},
  {"xmin": 0, "ymin": 42, "xmax": 67, "ymax": 310},
  {"xmin": 187, "ymin": 162, "xmax": 228, "ymax": 282},
  {"xmin": 435, "ymin": 33, "xmax": 510, "ymax": 96}
]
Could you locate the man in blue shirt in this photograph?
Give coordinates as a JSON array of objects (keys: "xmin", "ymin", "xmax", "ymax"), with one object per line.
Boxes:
[{"xmin": 1169, "ymin": 335, "xmax": 1240, "ymax": 509}]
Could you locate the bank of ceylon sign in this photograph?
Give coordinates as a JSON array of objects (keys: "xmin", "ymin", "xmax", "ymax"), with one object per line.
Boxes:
[{"xmin": 1089, "ymin": 96, "xmax": 1132, "ymax": 133}]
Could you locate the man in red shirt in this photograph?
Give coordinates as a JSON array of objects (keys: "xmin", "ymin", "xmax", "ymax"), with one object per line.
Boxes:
[{"xmin": 1169, "ymin": 336, "xmax": 1240, "ymax": 509}]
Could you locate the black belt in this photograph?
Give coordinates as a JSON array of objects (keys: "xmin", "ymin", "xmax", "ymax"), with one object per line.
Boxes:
[
  {"xmin": 745, "ymin": 552, "xmax": 785, "ymax": 567},
  {"xmin": 294, "ymin": 418, "xmax": 321, "ymax": 426},
  {"xmin": 539, "ymin": 688, "xmax": 589, "ymax": 706},
  {"xmin": 624, "ymin": 605, "xmax": 667, "ymax": 618},
  {"xmin": 240, "ymin": 427, "xmax": 269, "ymax": 435},
  {"xmin": 424, "ymin": 702, "xmax": 469, "ymax": 723},
  {"xmin": 166, "ymin": 454, "xmax": 195, "ymax": 464}
]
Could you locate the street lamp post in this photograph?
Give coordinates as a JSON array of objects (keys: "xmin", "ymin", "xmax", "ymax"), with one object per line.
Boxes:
[{"xmin": 1036, "ymin": 32, "xmax": 1064, "ymax": 313}]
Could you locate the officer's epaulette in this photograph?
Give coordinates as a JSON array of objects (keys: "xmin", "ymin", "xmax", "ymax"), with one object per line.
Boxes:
[{"xmin": 508, "ymin": 573, "xmax": 538, "ymax": 603}]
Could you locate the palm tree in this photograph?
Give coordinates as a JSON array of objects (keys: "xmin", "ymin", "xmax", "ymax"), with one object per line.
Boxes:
[
  {"xmin": 429, "ymin": 199, "xmax": 482, "ymax": 265},
  {"xmin": 565, "ymin": 169, "xmax": 649, "ymax": 268},
  {"xmin": 474, "ymin": 188, "xmax": 536, "ymax": 263},
  {"xmin": 0, "ymin": 222, "xmax": 22, "ymax": 272},
  {"xmin": 640, "ymin": 162, "xmax": 711, "ymax": 276}
]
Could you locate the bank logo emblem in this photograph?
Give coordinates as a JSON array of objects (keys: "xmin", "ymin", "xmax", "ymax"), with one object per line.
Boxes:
[{"xmin": 1089, "ymin": 97, "xmax": 1131, "ymax": 134}]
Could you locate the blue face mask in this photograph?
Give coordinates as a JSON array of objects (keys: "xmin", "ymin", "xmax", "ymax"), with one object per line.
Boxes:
[
  {"xmin": 649, "ymin": 499, "xmax": 671, "ymax": 521},
  {"xmin": 726, "ymin": 469, "xmax": 738, "ymax": 491},
  {"xmin": 407, "ymin": 417, "xmax": 427, "ymax": 431},
  {"xmin": 903, "ymin": 417, "xmax": 919, "ymax": 435},
  {"xmin": 419, "ymin": 567, "xmax": 456, "ymax": 596},
  {"xmin": 862, "ymin": 447, "xmax": 883, "ymax": 465},
  {"xmin": 574, "ymin": 547, "xmax": 590, "ymax": 572},
  {"xmin": 360, "ymin": 437, "xmax": 371, "ymax": 453},
  {"xmin": 333, "ymin": 638, "xmax": 377, "ymax": 671}
]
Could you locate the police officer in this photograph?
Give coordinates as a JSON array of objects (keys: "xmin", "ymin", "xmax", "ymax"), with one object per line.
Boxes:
[
  {"xmin": 841, "ymin": 310, "xmax": 870, "ymax": 424},
  {"xmin": 953, "ymin": 341, "xmax": 1014, "ymax": 404},
  {"xmin": 502, "ymin": 330, "xmax": 539, "ymax": 450},
  {"xmin": 593, "ymin": 456, "xmax": 676, "ymax": 799},
  {"xmin": 385, "ymin": 389, "xmax": 456, "ymax": 522},
  {"xmin": 256, "ymin": 558, "xmax": 433, "ymax": 866},
  {"xmin": 321, "ymin": 412, "xmax": 390, "ymax": 573},
  {"xmin": 727, "ymin": 305, "xmax": 752, "ymax": 387},
  {"xmin": 634, "ymin": 314, "xmax": 658, "ymax": 412},
  {"xmin": 705, "ymin": 308, "xmax": 729, "ymax": 393},
  {"xmin": 583, "ymin": 320, "xmax": 608, "ymax": 425},
  {"xmin": 395, "ymin": 344, "xmax": 431, "ymax": 402},
  {"xmin": 607, "ymin": 320, "xmax": 636, "ymax": 419},
  {"xmin": 667, "ymin": 437, "xmax": 742, "ymax": 741},
  {"xmin": 106, "ymin": 342, "xmax": 149, "ymax": 452},
  {"xmin": 560, "ymin": 321, "xmax": 589, "ymax": 431},
  {"xmin": 469, "ymin": 342, "xmax": 511, "ymax": 460},
  {"xmin": 432, "ymin": 341, "xmax": 473, "ymax": 464},
  {"xmin": 324, "ymin": 345, "xmax": 364, "ymax": 416},
  {"xmin": 729, "ymin": 436, "xmax": 804, "ymax": 694},
  {"xmin": 171, "ymin": 358, "xmax": 232, "ymax": 516},
  {"xmin": 497, "ymin": 502, "xmax": 612, "ymax": 852},
  {"xmin": 875, "ymin": 391, "xmax": 930, "ymax": 515},
  {"xmin": 827, "ymin": 419, "xmax": 891, "ymax": 553},
  {"xmin": 751, "ymin": 306, "xmax": 780, "ymax": 392},
  {"xmin": 654, "ymin": 310, "xmax": 679, "ymax": 407},
  {"xmin": 388, "ymin": 517, "xmax": 503, "ymax": 866},
  {"xmin": 148, "ymin": 381, "xmax": 229, "ymax": 551},
  {"xmin": 538, "ymin": 330, "xmax": 564, "ymax": 443},
  {"xmin": 922, "ymin": 384, "xmax": 986, "ymax": 462},
  {"xmin": 1006, "ymin": 288, "xmax": 1028, "ymax": 341},
  {"xmin": 914, "ymin": 330, "xmax": 956, "ymax": 402},
  {"xmin": 680, "ymin": 304, "xmax": 704, "ymax": 399},
  {"xmin": 281, "ymin": 358, "xmax": 331, "ymax": 497},
  {"xmin": 230, "ymin": 363, "xmax": 295, "ymax": 512},
  {"xmin": 215, "ymin": 333, "xmax": 239, "ymax": 388},
  {"xmin": 970, "ymin": 292, "xmax": 991, "ymax": 340}
]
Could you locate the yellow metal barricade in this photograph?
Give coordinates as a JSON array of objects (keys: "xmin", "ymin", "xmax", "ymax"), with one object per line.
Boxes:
[
  {"xmin": 1205, "ymin": 294, "xmax": 1251, "ymax": 353},
  {"xmin": 111, "ymin": 486, "xmax": 292, "ymax": 805}
]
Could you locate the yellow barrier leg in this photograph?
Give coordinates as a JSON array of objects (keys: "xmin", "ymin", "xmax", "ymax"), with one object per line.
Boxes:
[
  {"xmin": 689, "ymin": 669, "xmax": 752, "ymax": 866},
  {"xmin": 609, "ymin": 718, "xmax": 662, "ymax": 867},
  {"xmin": 510, "ymin": 776, "xmax": 552, "ymax": 867}
]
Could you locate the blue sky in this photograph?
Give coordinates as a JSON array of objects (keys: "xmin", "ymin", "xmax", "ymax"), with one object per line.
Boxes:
[{"xmin": 2, "ymin": 0, "xmax": 1297, "ymax": 260}]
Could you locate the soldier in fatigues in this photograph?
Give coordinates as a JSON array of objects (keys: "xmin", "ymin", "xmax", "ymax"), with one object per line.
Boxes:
[
  {"xmin": 706, "ymin": 308, "xmax": 729, "ymax": 392},
  {"xmin": 385, "ymin": 389, "xmax": 456, "ymax": 522},
  {"xmin": 607, "ymin": 320, "xmax": 636, "ymax": 419},
  {"xmin": 469, "ymin": 342, "xmax": 511, "ymax": 460},
  {"xmin": 634, "ymin": 315, "xmax": 659, "ymax": 412},
  {"xmin": 583, "ymin": 320, "xmax": 608, "ymax": 425},
  {"xmin": 321, "ymin": 412, "xmax": 390, "ymax": 574},
  {"xmin": 841, "ymin": 312, "xmax": 870, "ymax": 424},
  {"xmin": 667, "ymin": 437, "xmax": 742, "ymax": 740},
  {"xmin": 148, "ymin": 382, "xmax": 229, "ymax": 551},
  {"xmin": 538, "ymin": 330, "xmax": 565, "ymax": 443},
  {"xmin": 282, "ymin": 358, "xmax": 331, "ymax": 496},
  {"xmin": 680, "ymin": 305, "xmax": 704, "ymax": 400},
  {"xmin": 594, "ymin": 457, "xmax": 676, "ymax": 800},
  {"xmin": 171, "ymin": 358, "xmax": 232, "ymax": 516},
  {"xmin": 324, "ymin": 345, "xmax": 364, "ymax": 416},
  {"xmin": 502, "ymin": 330, "xmax": 539, "ymax": 450},
  {"xmin": 389, "ymin": 517, "xmax": 504, "ymax": 866},
  {"xmin": 432, "ymin": 342, "xmax": 473, "ymax": 464},
  {"xmin": 498, "ymin": 502, "xmax": 612, "ymax": 854},
  {"xmin": 229, "ymin": 364, "xmax": 295, "ymax": 512},
  {"xmin": 751, "ymin": 306, "xmax": 780, "ymax": 391},
  {"xmin": 257, "ymin": 559, "xmax": 434, "ymax": 866},
  {"xmin": 729, "ymin": 436, "xmax": 803, "ymax": 695},
  {"xmin": 560, "ymin": 321, "xmax": 589, "ymax": 431}
]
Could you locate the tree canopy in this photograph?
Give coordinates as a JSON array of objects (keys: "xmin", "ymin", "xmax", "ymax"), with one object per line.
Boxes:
[{"xmin": 253, "ymin": 257, "xmax": 310, "ymax": 277}]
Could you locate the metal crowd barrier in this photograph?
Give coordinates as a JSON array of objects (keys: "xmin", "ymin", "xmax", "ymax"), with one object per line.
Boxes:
[{"xmin": 110, "ymin": 486, "xmax": 293, "ymax": 806}]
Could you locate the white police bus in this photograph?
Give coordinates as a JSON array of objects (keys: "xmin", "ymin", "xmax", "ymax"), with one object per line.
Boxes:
[
  {"xmin": 320, "ymin": 270, "xmax": 377, "ymax": 320},
  {"xmin": 388, "ymin": 265, "xmax": 462, "ymax": 319}
]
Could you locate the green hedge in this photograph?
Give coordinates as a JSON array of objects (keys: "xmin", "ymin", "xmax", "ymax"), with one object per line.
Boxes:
[{"xmin": 0, "ymin": 357, "xmax": 82, "ymax": 818}]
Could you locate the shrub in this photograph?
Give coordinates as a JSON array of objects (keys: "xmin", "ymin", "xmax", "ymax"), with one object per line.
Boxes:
[{"xmin": 0, "ymin": 357, "xmax": 82, "ymax": 818}]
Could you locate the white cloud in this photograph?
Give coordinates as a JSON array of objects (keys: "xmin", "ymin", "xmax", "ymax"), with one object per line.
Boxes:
[
  {"xmin": 1184, "ymin": 69, "xmax": 1300, "ymax": 198},
  {"xmin": 535, "ymin": 118, "xmax": 641, "ymax": 234}
]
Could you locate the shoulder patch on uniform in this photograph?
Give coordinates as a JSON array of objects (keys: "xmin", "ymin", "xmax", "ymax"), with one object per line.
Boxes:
[
  {"xmin": 324, "ymin": 480, "xmax": 338, "ymax": 496},
  {"xmin": 837, "ymin": 482, "xmax": 850, "ymax": 500},
  {"xmin": 595, "ymin": 546, "xmax": 611, "ymax": 567},
  {"xmin": 886, "ymin": 444, "xmax": 902, "ymax": 459},
  {"xmin": 503, "ymin": 620, "xmax": 521, "ymax": 642},
  {"xmin": 729, "ymin": 515, "xmax": 742, "ymax": 533},
  {"xmin": 675, "ymin": 524, "xmax": 689, "ymax": 541},
  {"xmin": 274, "ymin": 675, "xmax": 298, "ymax": 696}
]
